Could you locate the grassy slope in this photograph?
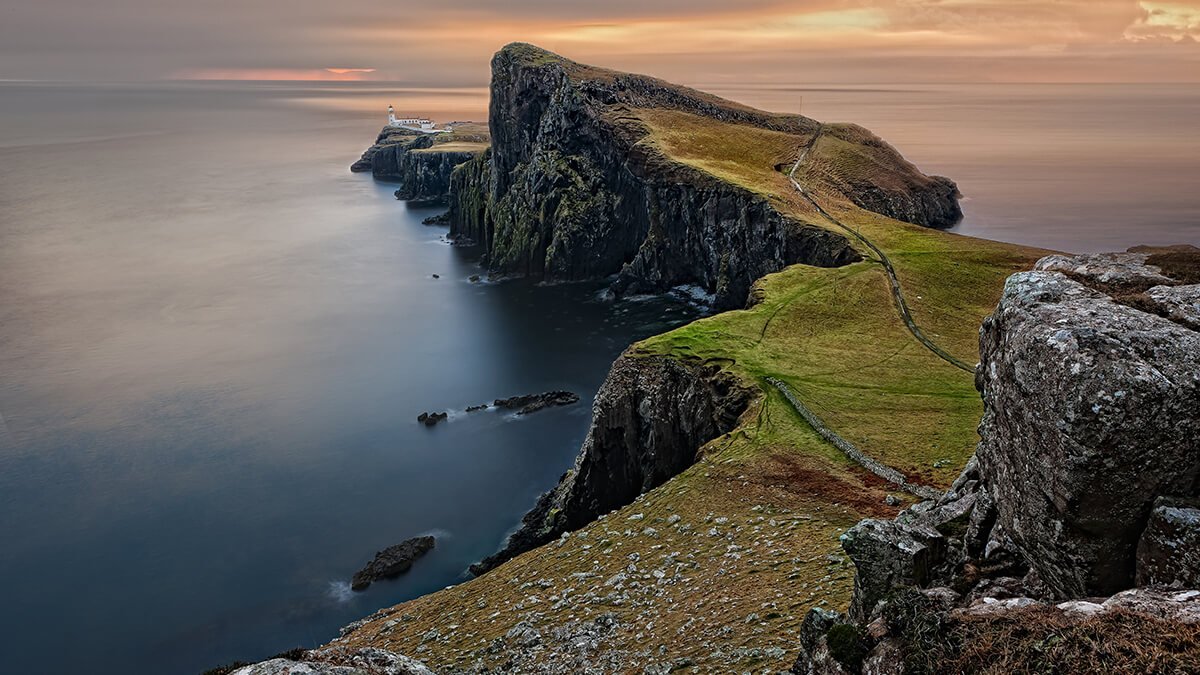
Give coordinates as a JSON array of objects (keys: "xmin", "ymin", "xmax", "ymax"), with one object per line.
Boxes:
[
  {"xmin": 332, "ymin": 103, "xmax": 1049, "ymax": 672},
  {"xmin": 410, "ymin": 141, "xmax": 490, "ymax": 154},
  {"xmin": 381, "ymin": 122, "xmax": 491, "ymax": 156},
  {"xmin": 416, "ymin": 123, "xmax": 491, "ymax": 154}
]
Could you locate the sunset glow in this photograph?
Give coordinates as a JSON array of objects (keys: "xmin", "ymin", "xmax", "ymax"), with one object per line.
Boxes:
[
  {"xmin": 176, "ymin": 68, "xmax": 378, "ymax": 81},
  {"xmin": 3, "ymin": 2, "xmax": 1199, "ymax": 83}
]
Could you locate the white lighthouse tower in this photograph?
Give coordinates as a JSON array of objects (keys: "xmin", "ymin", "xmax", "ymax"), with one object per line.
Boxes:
[{"xmin": 386, "ymin": 104, "xmax": 448, "ymax": 133}]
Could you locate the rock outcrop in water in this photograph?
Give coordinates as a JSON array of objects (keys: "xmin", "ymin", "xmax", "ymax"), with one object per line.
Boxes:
[
  {"xmin": 351, "ymin": 536, "xmax": 436, "ymax": 591},
  {"xmin": 493, "ymin": 390, "xmax": 579, "ymax": 414},
  {"xmin": 448, "ymin": 43, "xmax": 961, "ymax": 309},
  {"xmin": 352, "ymin": 126, "xmax": 488, "ymax": 204},
  {"xmin": 795, "ymin": 248, "xmax": 1200, "ymax": 673},
  {"xmin": 470, "ymin": 353, "xmax": 754, "ymax": 575}
]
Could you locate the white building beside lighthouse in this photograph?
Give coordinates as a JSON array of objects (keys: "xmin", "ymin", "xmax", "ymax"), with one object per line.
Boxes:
[{"xmin": 387, "ymin": 105, "xmax": 448, "ymax": 133}]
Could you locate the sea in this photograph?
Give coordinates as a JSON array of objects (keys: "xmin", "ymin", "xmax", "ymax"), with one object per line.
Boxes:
[{"xmin": 0, "ymin": 80, "xmax": 1196, "ymax": 674}]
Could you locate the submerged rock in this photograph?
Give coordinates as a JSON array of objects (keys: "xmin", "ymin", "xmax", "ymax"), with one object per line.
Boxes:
[
  {"xmin": 493, "ymin": 391, "xmax": 579, "ymax": 415},
  {"xmin": 351, "ymin": 536, "xmax": 436, "ymax": 591},
  {"xmin": 417, "ymin": 412, "xmax": 447, "ymax": 427}
]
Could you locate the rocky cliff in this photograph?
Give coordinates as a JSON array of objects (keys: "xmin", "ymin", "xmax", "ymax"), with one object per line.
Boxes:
[
  {"xmin": 796, "ymin": 247, "xmax": 1200, "ymax": 674},
  {"xmin": 471, "ymin": 352, "xmax": 755, "ymax": 575},
  {"xmin": 352, "ymin": 125, "xmax": 489, "ymax": 203},
  {"xmin": 448, "ymin": 43, "xmax": 961, "ymax": 309}
]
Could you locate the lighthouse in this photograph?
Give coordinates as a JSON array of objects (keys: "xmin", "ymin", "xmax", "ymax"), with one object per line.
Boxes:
[{"xmin": 386, "ymin": 105, "xmax": 448, "ymax": 133}]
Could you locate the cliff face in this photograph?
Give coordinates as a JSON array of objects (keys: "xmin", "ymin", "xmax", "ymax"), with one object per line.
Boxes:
[
  {"xmin": 447, "ymin": 152, "xmax": 491, "ymax": 243},
  {"xmin": 471, "ymin": 353, "xmax": 754, "ymax": 575},
  {"xmin": 352, "ymin": 126, "xmax": 488, "ymax": 203},
  {"xmin": 450, "ymin": 44, "xmax": 971, "ymax": 308},
  {"xmin": 351, "ymin": 126, "xmax": 419, "ymax": 174}
]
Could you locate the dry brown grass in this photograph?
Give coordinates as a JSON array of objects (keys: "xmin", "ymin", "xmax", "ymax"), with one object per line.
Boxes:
[
  {"xmin": 944, "ymin": 608, "xmax": 1200, "ymax": 674},
  {"xmin": 410, "ymin": 141, "xmax": 489, "ymax": 154},
  {"xmin": 886, "ymin": 590, "xmax": 1200, "ymax": 675}
]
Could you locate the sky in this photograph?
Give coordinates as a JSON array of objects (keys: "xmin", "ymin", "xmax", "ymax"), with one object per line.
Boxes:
[{"xmin": 1, "ymin": 0, "xmax": 1198, "ymax": 83}]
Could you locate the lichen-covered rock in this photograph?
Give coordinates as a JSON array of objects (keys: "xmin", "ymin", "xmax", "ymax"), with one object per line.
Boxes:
[
  {"xmin": 792, "ymin": 609, "xmax": 859, "ymax": 675},
  {"xmin": 975, "ymin": 252, "xmax": 1200, "ymax": 598},
  {"xmin": 839, "ymin": 458, "xmax": 1027, "ymax": 622},
  {"xmin": 470, "ymin": 353, "xmax": 753, "ymax": 574},
  {"xmin": 841, "ymin": 518, "xmax": 943, "ymax": 622},
  {"xmin": 799, "ymin": 249, "xmax": 1200, "ymax": 672},
  {"xmin": 231, "ymin": 647, "xmax": 435, "ymax": 675},
  {"xmin": 449, "ymin": 43, "xmax": 961, "ymax": 309},
  {"xmin": 1100, "ymin": 587, "xmax": 1200, "ymax": 622},
  {"xmin": 859, "ymin": 638, "xmax": 904, "ymax": 675},
  {"xmin": 1034, "ymin": 251, "xmax": 1176, "ymax": 291},
  {"xmin": 1145, "ymin": 283, "xmax": 1200, "ymax": 331},
  {"xmin": 1137, "ymin": 496, "xmax": 1200, "ymax": 589}
]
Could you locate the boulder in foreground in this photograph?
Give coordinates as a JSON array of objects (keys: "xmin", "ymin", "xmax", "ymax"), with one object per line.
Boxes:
[
  {"xmin": 977, "ymin": 248, "xmax": 1200, "ymax": 597},
  {"xmin": 231, "ymin": 647, "xmax": 435, "ymax": 675}
]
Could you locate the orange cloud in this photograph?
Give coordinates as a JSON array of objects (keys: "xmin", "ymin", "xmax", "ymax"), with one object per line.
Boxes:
[
  {"xmin": 1126, "ymin": 1, "xmax": 1200, "ymax": 40},
  {"xmin": 330, "ymin": 1, "xmax": 1199, "ymax": 83}
]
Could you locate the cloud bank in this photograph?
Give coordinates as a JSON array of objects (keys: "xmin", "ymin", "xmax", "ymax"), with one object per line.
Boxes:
[{"xmin": 1, "ymin": 0, "xmax": 1196, "ymax": 82}]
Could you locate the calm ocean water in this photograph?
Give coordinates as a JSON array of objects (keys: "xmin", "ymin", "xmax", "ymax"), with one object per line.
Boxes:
[{"xmin": 0, "ymin": 80, "xmax": 1196, "ymax": 674}]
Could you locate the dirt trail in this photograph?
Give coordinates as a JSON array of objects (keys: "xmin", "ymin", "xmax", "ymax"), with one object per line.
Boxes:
[{"xmin": 787, "ymin": 129, "xmax": 975, "ymax": 373}]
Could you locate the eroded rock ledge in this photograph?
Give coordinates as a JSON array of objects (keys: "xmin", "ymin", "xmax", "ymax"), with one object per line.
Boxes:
[{"xmin": 470, "ymin": 353, "xmax": 754, "ymax": 575}]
